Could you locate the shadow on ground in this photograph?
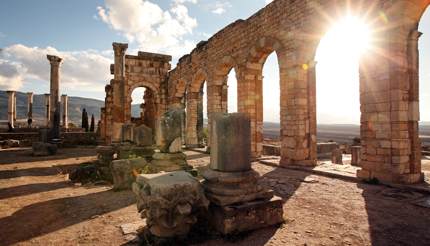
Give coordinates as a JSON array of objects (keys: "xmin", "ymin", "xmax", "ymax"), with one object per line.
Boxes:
[
  {"xmin": 359, "ymin": 182, "xmax": 430, "ymax": 246},
  {"xmin": 0, "ymin": 189, "xmax": 135, "ymax": 246},
  {"xmin": 0, "ymin": 181, "xmax": 71, "ymax": 200}
]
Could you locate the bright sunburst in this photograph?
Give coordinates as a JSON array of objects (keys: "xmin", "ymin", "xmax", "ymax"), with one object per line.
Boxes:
[{"xmin": 316, "ymin": 16, "xmax": 372, "ymax": 124}]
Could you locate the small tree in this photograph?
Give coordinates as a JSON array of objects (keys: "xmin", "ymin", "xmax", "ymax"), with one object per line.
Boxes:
[
  {"xmin": 81, "ymin": 108, "xmax": 89, "ymax": 132},
  {"xmin": 90, "ymin": 114, "xmax": 95, "ymax": 132}
]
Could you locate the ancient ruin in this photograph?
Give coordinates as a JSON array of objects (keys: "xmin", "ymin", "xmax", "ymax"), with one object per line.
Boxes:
[{"xmin": 3, "ymin": 0, "xmax": 430, "ymax": 245}]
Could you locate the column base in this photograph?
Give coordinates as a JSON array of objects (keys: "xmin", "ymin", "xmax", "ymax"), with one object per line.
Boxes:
[{"xmin": 357, "ymin": 169, "xmax": 424, "ymax": 184}]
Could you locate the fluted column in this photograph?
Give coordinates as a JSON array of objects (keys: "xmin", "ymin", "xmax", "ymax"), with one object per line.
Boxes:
[
  {"xmin": 44, "ymin": 93, "xmax": 50, "ymax": 127},
  {"xmin": 47, "ymin": 55, "xmax": 63, "ymax": 128},
  {"xmin": 61, "ymin": 94, "xmax": 68, "ymax": 129},
  {"xmin": 6, "ymin": 91, "xmax": 15, "ymax": 128}
]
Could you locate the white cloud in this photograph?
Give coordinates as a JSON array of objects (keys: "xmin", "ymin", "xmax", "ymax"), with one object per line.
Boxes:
[
  {"xmin": 210, "ymin": 1, "xmax": 232, "ymax": 15},
  {"xmin": 265, "ymin": 0, "xmax": 273, "ymax": 4},
  {"xmin": 0, "ymin": 44, "xmax": 112, "ymax": 93},
  {"xmin": 97, "ymin": 0, "xmax": 198, "ymax": 56}
]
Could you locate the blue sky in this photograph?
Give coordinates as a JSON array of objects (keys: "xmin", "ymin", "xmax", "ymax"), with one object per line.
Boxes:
[{"xmin": 1, "ymin": 0, "xmax": 430, "ymax": 124}]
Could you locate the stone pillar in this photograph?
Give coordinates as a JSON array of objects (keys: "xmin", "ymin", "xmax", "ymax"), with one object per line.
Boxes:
[
  {"xmin": 6, "ymin": 91, "xmax": 15, "ymax": 128},
  {"xmin": 112, "ymin": 43, "xmax": 128, "ymax": 80},
  {"xmin": 13, "ymin": 93, "xmax": 17, "ymax": 123},
  {"xmin": 351, "ymin": 146, "xmax": 361, "ymax": 166},
  {"xmin": 210, "ymin": 113, "xmax": 251, "ymax": 172},
  {"xmin": 185, "ymin": 92, "xmax": 199, "ymax": 148},
  {"xmin": 47, "ymin": 55, "xmax": 62, "ymax": 128},
  {"xmin": 44, "ymin": 94, "xmax": 50, "ymax": 127},
  {"xmin": 61, "ymin": 94, "xmax": 68, "ymax": 129},
  {"xmin": 27, "ymin": 92, "xmax": 33, "ymax": 120},
  {"xmin": 111, "ymin": 43, "xmax": 128, "ymax": 142}
]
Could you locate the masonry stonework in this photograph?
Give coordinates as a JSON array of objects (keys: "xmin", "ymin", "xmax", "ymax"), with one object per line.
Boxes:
[{"xmin": 100, "ymin": 0, "xmax": 430, "ymax": 184}]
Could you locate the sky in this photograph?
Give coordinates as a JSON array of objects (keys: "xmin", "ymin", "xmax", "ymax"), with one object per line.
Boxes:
[{"xmin": 1, "ymin": 0, "xmax": 430, "ymax": 124}]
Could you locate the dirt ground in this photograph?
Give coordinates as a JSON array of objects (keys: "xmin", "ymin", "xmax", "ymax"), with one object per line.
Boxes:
[{"xmin": 1, "ymin": 147, "xmax": 430, "ymax": 246}]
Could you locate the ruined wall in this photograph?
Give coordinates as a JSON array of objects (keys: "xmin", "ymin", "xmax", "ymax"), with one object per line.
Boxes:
[
  {"xmin": 101, "ymin": 46, "xmax": 171, "ymax": 144},
  {"xmin": 165, "ymin": 0, "xmax": 430, "ymax": 184}
]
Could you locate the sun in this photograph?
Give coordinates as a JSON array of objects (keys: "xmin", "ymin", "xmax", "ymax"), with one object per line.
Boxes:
[
  {"xmin": 316, "ymin": 16, "xmax": 372, "ymax": 62},
  {"xmin": 315, "ymin": 16, "xmax": 372, "ymax": 124}
]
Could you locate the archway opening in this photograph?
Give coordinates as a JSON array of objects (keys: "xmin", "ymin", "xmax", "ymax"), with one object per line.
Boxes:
[
  {"xmin": 418, "ymin": 7, "xmax": 430, "ymax": 179},
  {"xmin": 315, "ymin": 16, "xmax": 371, "ymax": 164},
  {"xmin": 130, "ymin": 86, "xmax": 156, "ymax": 129},
  {"xmin": 262, "ymin": 52, "xmax": 281, "ymax": 146},
  {"xmin": 227, "ymin": 68, "xmax": 238, "ymax": 113},
  {"xmin": 199, "ymin": 80, "xmax": 208, "ymax": 147}
]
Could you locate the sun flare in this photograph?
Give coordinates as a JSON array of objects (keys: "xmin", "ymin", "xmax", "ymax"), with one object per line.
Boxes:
[{"xmin": 316, "ymin": 16, "xmax": 372, "ymax": 124}]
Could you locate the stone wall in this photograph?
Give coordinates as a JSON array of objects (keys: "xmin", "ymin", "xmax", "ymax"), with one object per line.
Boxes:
[{"xmin": 165, "ymin": 0, "xmax": 428, "ymax": 184}]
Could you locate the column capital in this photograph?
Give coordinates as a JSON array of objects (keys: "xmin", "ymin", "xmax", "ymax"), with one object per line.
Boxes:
[
  {"xmin": 47, "ymin": 55, "xmax": 63, "ymax": 65},
  {"xmin": 6, "ymin": 90, "xmax": 16, "ymax": 94},
  {"xmin": 112, "ymin": 42, "xmax": 128, "ymax": 56},
  {"xmin": 27, "ymin": 92, "xmax": 33, "ymax": 95}
]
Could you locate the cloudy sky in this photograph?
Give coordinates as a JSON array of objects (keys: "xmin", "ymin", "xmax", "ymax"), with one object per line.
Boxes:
[{"xmin": 1, "ymin": 0, "xmax": 430, "ymax": 124}]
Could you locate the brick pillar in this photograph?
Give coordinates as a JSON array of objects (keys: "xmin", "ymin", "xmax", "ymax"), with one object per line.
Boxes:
[
  {"xmin": 27, "ymin": 92, "xmax": 33, "ymax": 120},
  {"xmin": 100, "ymin": 107, "xmax": 106, "ymax": 141},
  {"xmin": 44, "ymin": 94, "xmax": 50, "ymax": 127},
  {"xmin": 61, "ymin": 94, "xmax": 68, "ymax": 129},
  {"xmin": 47, "ymin": 55, "xmax": 62, "ymax": 128},
  {"xmin": 6, "ymin": 91, "xmax": 15, "ymax": 128}
]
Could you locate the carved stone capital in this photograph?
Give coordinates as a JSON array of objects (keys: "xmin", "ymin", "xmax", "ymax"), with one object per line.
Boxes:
[
  {"xmin": 112, "ymin": 42, "xmax": 128, "ymax": 56},
  {"xmin": 47, "ymin": 55, "xmax": 62, "ymax": 65}
]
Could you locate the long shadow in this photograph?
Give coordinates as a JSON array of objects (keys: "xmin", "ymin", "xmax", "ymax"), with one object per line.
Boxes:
[
  {"xmin": 0, "ymin": 189, "xmax": 135, "ymax": 246},
  {"xmin": 359, "ymin": 182, "xmax": 430, "ymax": 246},
  {"xmin": 0, "ymin": 147, "xmax": 97, "ymax": 165},
  {"xmin": 187, "ymin": 153, "xmax": 209, "ymax": 160},
  {"xmin": 0, "ymin": 181, "xmax": 71, "ymax": 200},
  {"xmin": 0, "ymin": 163, "xmax": 81, "ymax": 179}
]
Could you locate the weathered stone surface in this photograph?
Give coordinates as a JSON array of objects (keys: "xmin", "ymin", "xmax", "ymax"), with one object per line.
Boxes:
[
  {"xmin": 32, "ymin": 142, "xmax": 57, "ymax": 156},
  {"xmin": 151, "ymin": 152, "xmax": 190, "ymax": 172},
  {"xmin": 351, "ymin": 146, "xmax": 361, "ymax": 166},
  {"xmin": 133, "ymin": 171, "xmax": 208, "ymax": 238},
  {"xmin": 168, "ymin": 137, "xmax": 182, "ymax": 153},
  {"xmin": 111, "ymin": 158, "xmax": 149, "ymax": 190},
  {"xmin": 1, "ymin": 139, "xmax": 20, "ymax": 149},
  {"xmin": 210, "ymin": 113, "xmax": 251, "ymax": 172},
  {"xmin": 331, "ymin": 148, "xmax": 343, "ymax": 165},
  {"xmin": 201, "ymin": 167, "xmax": 259, "ymax": 184},
  {"xmin": 121, "ymin": 123, "xmax": 135, "ymax": 143},
  {"xmin": 157, "ymin": 107, "xmax": 184, "ymax": 153},
  {"xmin": 209, "ymin": 196, "xmax": 284, "ymax": 235},
  {"xmin": 133, "ymin": 124, "xmax": 153, "ymax": 146},
  {"xmin": 117, "ymin": 146, "xmax": 156, "ymax": 160}
]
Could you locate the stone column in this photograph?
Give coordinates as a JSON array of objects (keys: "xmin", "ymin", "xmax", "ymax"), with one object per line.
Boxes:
[
  {"xmin": 27, "ymin": 92, "xmax": 33, "ymax": 120},
  {"xmin": 6, "ymin": 91, "xmax": 15, "ymax": 128},
  {"xmin": 112, "ymin": 43, "xmax": 128, "ymax": 80},
  {"xmin": 61, "ymin": 94, "xmax": 68, "ymax": 129},
  {"xmin": 47, "ymin": 55, "xmax": 62, "ymax": 128},
  {"xmin": 44, "ymin": 94, "xmax": 50, "ymax": 127},
  {"xmin": 13, "ymin": 93, "xmax": 17, "ymax": 123},
  {"xmin": 111, "ymin": 43, "xmax": 128, "ymax": 142}
]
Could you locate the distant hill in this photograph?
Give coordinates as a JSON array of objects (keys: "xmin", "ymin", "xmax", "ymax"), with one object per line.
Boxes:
[{"xmin": 0, "ymin": 90, "xmax": 144, "ymax": 126}]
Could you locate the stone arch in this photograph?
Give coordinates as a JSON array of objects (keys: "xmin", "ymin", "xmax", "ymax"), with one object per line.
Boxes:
[
  {"xmin": 240, "ymin": 36, "xmax": 287, "ymax": 158},
  {"xmin": 125, "ymin": 81, "xmax": 160, "ymax": 129},
  {"xmin": 186, "ymin": 68, "xmax": 208, "ymax": 148}
]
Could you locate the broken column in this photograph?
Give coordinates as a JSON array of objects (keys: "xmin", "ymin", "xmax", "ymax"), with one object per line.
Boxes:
[
  {"xmin": 13, "ymin": 92, "xmax": 16, "ymax": 124},
  {"xmin": 152, "ymin": 106, "xmax": 190, "ymax": 172},
  {"xmin": 47, "ymin": 55, "xmax": 62, "ymax": 128},
  {"xmin": 132, "ymin": 171, "xmax": 208, "ymax": 238},
  {"xmin": 331, "ymin": 148, "xmax": 343, "ymax": 165},
  {"xmin": 61, "ymin": 94, "xmax": 68, "ymax": 129},
  {"xmin": 351, "ymin": 146, "xmax": 361, "ymax": 166},
  {"xmin": 27, "ymin": 92, "xmax": 33, "ymax": 121},
  {"xmin": 6, "ymin": 91, "xmax": 15, "ymax": 128},
  {"xmin": 44, "ymin": 94, "xmax": 50, "ymax": 127},
  {"xmin": 202, "ymin": 113, "xmax": 284, "ymax": 234}
]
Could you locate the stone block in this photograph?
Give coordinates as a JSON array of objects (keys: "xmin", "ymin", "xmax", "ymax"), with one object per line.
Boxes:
[
  {"xmin": 32, "ymin": 142, "xmax": 58, "ymax": 156},
  {"xmin": 351, "ymin": 146, "xmax": 361, "ymax": 166},
  {"xmin": 111, "ymin": 158, "xmax": 149, "ymax": 190},
  {"xmin": 208, "ymin": 197, "xmax": 284, "ymax": 235},
  {"xmin": 210, "ymin": 113, "xmax": 251, "ymax": 172},
  {"xmin": 121, "ymin": 123, "xmax": 135, "ymax": 143},
  {"xmin": 133, "ymin": 171, "xmax": 208, "ymax": 238},
  {"xmin": 151, "ymin": 152, "xmax": 190, "ymax": 172},
  {"xmin": 133, "ymin": 124, "xmax": 154, "ymax": 146}
]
